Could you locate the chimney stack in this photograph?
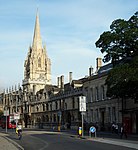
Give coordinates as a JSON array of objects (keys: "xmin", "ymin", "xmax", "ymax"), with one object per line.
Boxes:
[
  {"xmin": 61, "ymin": 75, "xmax": 64, "ymax": 90},
  {"xmin": 69, "ymin": 72, "xmax": 72, "ymax": 84},
  {"xmin": 96, "ymin": 58, "xmax": 102, "ymax": 71},
  {"xmin": 57, "ymin": 77, "xmax": 61, "ymax": 88},
  {"xmin": 89, "ymin": 66, "xmax": 93, "ymax": 76}
]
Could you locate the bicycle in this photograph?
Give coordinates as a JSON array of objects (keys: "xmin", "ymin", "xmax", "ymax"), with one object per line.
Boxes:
[{"xmin": 17, "ymin": 129, "xmax": 22, "ymax": 140}]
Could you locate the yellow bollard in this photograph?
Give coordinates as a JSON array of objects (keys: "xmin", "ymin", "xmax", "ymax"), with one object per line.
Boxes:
[
  {"xmin": 58, "ymin": 125, "xmax": 61, "ymax": 132},
  {"xmin": 79, "ymin": 127, "xmax": 82, "ymax": 136}
]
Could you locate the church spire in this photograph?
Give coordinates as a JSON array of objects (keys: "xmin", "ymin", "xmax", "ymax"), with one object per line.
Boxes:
[
  {"xmin": 23, "ymin": 10, "xmax": 51, "ymax": 93},
  {"xmin": 32, "ymin": 10, "xmax": 42, "ymax": 50}
]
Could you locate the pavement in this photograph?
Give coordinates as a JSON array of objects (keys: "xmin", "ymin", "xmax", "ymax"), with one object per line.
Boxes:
[
  {"xmin": 0, "ymin": 129, "xmax": 138, "ymax": 150},
  {"xmin": 61, "ymin": 130, "xmax": 138, "ymax": 149},
  {"xmin": 88, "ymin": 137, "xmax": 138, "ymax": 149},
  {"xmin": 0, "ymin": 132, "xmax": 24, "ymax": 150}
]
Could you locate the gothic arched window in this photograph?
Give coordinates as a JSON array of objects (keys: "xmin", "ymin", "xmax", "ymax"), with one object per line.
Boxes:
[{"xmin": 38, "ymin": 57, "xmax": 41, "ymax": 68}]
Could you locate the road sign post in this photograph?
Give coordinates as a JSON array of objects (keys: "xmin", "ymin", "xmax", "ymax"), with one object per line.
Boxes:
[
  {"xmin": 89, "ymin": 126, "xmax": 96, "ymax": 138},
  {"xmin": 79, "ymin": 96, "xmax": 86, "ymax": 138},
  {"xmin": 4, "ymin": 108, "xmax": 9, "ymax": 133},
  {"xmin": 14, "ymin": 113, "xmax": 20, "ymax": 127}
]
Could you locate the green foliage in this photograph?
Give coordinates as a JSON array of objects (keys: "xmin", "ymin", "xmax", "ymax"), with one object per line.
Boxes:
[
  {"xmin": 96, "ymin": 12, "xmax": 138, "ymax": 99},
  {"xmin": 106, "ymin": 56, "xmax": 138, "ymax": 99},
  {"xmin": 95, "ymin": 12, "xmax": 138, "ymax": 65},
  {"xmin": 0, "ymin": 110, "xmax": 3, "ymax": 117}
]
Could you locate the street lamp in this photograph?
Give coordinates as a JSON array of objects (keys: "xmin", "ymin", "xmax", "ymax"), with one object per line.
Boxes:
[
  {"xmin": 23, "ymin": 90, "xmax": 28, "ymax": 128},
  {"xmin": 4, "ymin": 106, "xmax": 9, "ymax": 133}
]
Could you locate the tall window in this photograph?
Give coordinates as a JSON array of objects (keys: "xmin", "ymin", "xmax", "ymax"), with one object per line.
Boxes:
[
  {"xmin": 91, "ymin": 109, "xmax": 93, "ymax": 122},
  {"xmin": 108, "ymin": 107, "xmax": 111, "ymax": 122},
  {"xmin": 101, "ymin": 85, "xmax": 105, "ymax": 100},
  {"xmin": 55, "ymin": 102, "xmax": 58, "ymax": 110},
  {"xmin": 46, "ymin": 103, "xmax": 49, "ymax": 111},
  {"xmin": 96, "ymin": 109, "xmax": 99, "ymax": 122},
  {"xmin": 38, "ymin": 57, "xmax": 41, "ymax": 68},
  {"xmin": 65, "ymin": 103, "xmax": 67, "ymax": 110},
  {"xmin": 46, "ymin": 115, "xmax": 49, "ymax": 122},
  {"xmin": 112, "ymin": 107, "xmax": 116, "ymax": 122},
  {"xmin": 90, "ymin": 88, "xmax": 93, "ymax": 102},
  {"xmin": 36, "ymin": 105, "xmax": 39, "ymax": 112},
  {"xmin": 43, "ymin": 104, "xmax": 45, "ymax": 111},
  {"xmin": 44, "ymin": 93, "xmax": 46, "ymax": 99},
  {"xmin": 53, "ymin": 114, "xmax": 56, "ymax": 122},
  {"xmin": 85, "ymin": 87, "xmax": 88, "ymax": 100},
  {"xmin": 72, "ymin": 98, "xmax": 75, "ymax": 109},
  {"xmin": 95, "ymin": 87, "xmax": 99, "ymax": 101},
  {"xmin": 59, "ymin": 100, "xmax": 61, "ymax": 109}
]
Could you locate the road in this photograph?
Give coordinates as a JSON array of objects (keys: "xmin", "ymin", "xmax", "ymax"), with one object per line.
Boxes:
[{"xmin": 6, "ymin": 130, "xmax": 136, "ymax": 150}]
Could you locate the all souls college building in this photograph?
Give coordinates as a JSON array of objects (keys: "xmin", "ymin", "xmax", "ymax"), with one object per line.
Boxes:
[{"xmin": 0, "ymin": 12, "xmax": 138, "ymax": 134}]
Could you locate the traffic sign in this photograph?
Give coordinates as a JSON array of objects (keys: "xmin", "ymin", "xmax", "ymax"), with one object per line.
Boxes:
[
  {"xmin": 90, "ymin": 126, "xmax": 96, "ymax": 133},
  {"xmin": 4, "ymin": 110, "xmax": 9, "ymax": 116},
  {"xmin": 14, "ymin": 113, "xmax": 20, "ymax": 119},
  {"xmin": 79, "ymin": 96, "xmax": 86, "ymax": 112}
]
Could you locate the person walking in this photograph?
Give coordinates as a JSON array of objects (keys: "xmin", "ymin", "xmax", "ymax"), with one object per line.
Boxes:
[
  {"xmin": 111, "ymin": 122, "xmax": 115, "ymax": 133},
  {"xmin": 115, "ymin": 123, "xmax": 119, "ymax": 135},
  {"xmin": 120, "ymin": 123, "xmax": 127, "ymax": 139}
]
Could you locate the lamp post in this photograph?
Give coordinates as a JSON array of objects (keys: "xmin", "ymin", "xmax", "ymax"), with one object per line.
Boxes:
[
  {"xmin": 15, "ymin": 93, "xmax": 18, "ymax": 128},
  {"xmin": 5, "ymin": 106, "xmax": 7, "ymax": 133},
  {"xmin": 23, "ymin": 90, "xmax": 28, "ymax": 128}
]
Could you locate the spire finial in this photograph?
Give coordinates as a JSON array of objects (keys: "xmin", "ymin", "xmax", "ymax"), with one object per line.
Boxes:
[{"xmin": 32, "ymin": 9, "xmax": 42, "ymax": 50}]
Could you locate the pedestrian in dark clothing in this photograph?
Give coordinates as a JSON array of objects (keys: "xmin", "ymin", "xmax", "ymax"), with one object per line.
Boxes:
[
  {"xmin": 115, "ymin": 124, "xmax": 119, "ymax": 135},
  {"xmin": 120, "ymin": 123, "xmax": 128, "ymax": 139},
  {"xmin": 111, "ymin": 122, "xmax": 115, "ymax": 133}
]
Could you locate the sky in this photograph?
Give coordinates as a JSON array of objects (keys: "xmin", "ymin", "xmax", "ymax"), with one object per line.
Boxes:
[{"xmin": 0, "ymin": 0, "xmax": 138, "ymax": 91}]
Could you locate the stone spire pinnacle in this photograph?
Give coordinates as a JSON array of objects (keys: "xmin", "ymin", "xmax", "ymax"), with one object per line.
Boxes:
[{"xmin": 32, "ymin": 10, "xmax": 42, "ymax": 50}]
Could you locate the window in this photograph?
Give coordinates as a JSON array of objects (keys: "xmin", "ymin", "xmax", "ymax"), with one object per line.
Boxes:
[
  {"xmin": 50, "ymin": 103, "xmax": 52, "ymax": 110},
  {"xmin": 90, "ymin": 88, "xmax": 93, "ymax": 102},
  {"xmin": 44, "ymin": 93, "xmax": 46, "ymax": 99},
  {"xmin": 43, "ymin": 104, "xmax": 45, "ymax": 111},
  {"xmin": 42, "ymin": 115, "xmax": 45, "ymax": 122},
  {"xmin": 46, "ymin": 115, "xmax": 49, "ymax": 122},
  {"xmin": 95, "ymin": 87, "xmax": 99, "ymax": 101},
  {"xmin": 84, "ymin": 87, "xmax": 88, "ymax": 100},
  {"xmin": 59, "ymin": 100, "xmax": 61, "ymax": 109},
  {"xmin": 38, "ymin": 57, "xmax": 41, "ymax": 68},
  {"xmin": 112, "ymin": 107, "xmax": 116, "ymax": 122},
  {"xmin": 72, "ymin": 98, "xmax": 75, "ymax": 109},
  {"xmin": 53, "ymin": 114, "xmax": 56, "ymax": 122},
  {"xmin": 91, "ymin": 109, "xmax": 93, "ymax": 122},
  {"xmin": 108, "ymin": 107, "xmax": 111, "ymax": 122},
  {"xmin": 101, "ymin": 85, "xmax": 105, "ymax": 100},
  {"xmin": 46, "ymin": 103, "xmax": 49, "ymax": 111},
  {"xmin": 65, "ymin": 103, "xmax": 67, "ymax": 110},
  {"xmin": 55, "ymin": 102, "xmax": 58, "ymax": 110},
  {"xmin": 72, "ymin": 115, "xmax": 74, "ymax": 121},
  {"xmin": 96, "ymin": 109, "xmax": 99, "ymax": 122},
  {"xmin": 36, "ymin": 106, "xmax": 39, "ymax": 112}
]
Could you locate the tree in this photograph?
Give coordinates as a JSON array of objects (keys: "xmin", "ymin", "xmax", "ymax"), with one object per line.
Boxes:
[
  {"xmin": 95, "ymin": 12, "xmax": 138, "ymax": 100},
  {"xmin": 106, "ymin": 56, "xmax": 138, "ymax": 100},
  {"xmin": 0, "ymin": 110, "xmax": 3, "ymax": 117},
  {"xmin": 95, "ymin": 11, "xmax": 138, "ymax": 66}
]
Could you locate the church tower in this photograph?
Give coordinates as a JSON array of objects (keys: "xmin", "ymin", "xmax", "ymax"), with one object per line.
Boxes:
[{"xmin": 22, "ymin": 11, "xmax": 51, "ymax": 92}]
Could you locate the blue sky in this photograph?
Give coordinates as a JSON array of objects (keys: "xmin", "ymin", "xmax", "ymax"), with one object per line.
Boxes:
[{"xmin": 0, "ymin": 0, "xmax": 138, "ymax": 91}]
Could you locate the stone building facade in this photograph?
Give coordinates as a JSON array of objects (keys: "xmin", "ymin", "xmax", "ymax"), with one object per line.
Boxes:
[{"xmin": 83, "ymin": 62, "xmax": 138, "ymax": 133}]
